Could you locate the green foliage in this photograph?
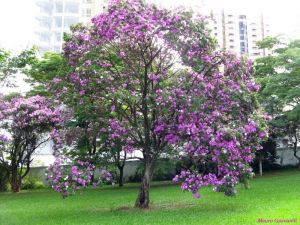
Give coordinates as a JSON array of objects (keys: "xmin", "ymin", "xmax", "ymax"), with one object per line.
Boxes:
[
  {"xmin": 215, "ymin": 184, "xmax": 237, "ymax": 196},
  {"xmin": 255, "ymin": 38, "xmax": 300, "ymax": 136},
  {"xmin": 256, "ymin": 36, "xmax": 281, "ymax": 50},
  {"xmin": 0, "ymin": 48, "xmax": 37, "ymax": 83},
  {"xmin": 153, "ymin": 159, "xmax": 176, "ymax": 181},
  {"xmin": 129, "ymin": 159, "xmax": 176, "ymax": 182},
  {"xmin": 251, "ymin": 137, "xmax": 279, "ymax": 172},
  {"xmin": 25, "ymin": 52, "xmax": 69, "ymax": 97},
  {"xmin": 254, "ymin": 56, "xmax": 277, "ymax": 77},
  {"xmin": 21, "ymin": 175, "xmax": 45, "ymax": 190},
  {"xmin": 0, "ymin": 163, "xmax": 9, "ymax": 192}
]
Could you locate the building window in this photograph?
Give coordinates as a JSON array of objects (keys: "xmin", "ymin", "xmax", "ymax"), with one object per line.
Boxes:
[
  {"xmin": 40, "ymin": 4, "xmax": 52, "ymax": 15},
  {"xmin": 39, "ymin": 33, "xmax": 50, "ymax": 42},
  {"xmin": 83, "ymin": 8, "xmax": 92, "ymax": 17},
  {"xmin": 64, "ymin": 17, "xmax": 78, "ymax": 28},
  {"xmin": 239, "ymin": 15, "xmax": 246, "ymax": 19},
  {"xmin": 65, "ymin": 2, "xmax": 79, "ymax": 14},
  {"xmin": 55, "ymin": 2, "xmax": 63, "ymax": 13},
  {"xmin": 39, "ymin": 17, "xmax": 51, "ymax": 29},
  {"xmin": 55, "ymin": 32, "xmax": 61, "ymax": 42},
  {"xmin": 239, "ymin": 22, "xmax": 246, "ymax": 29},
  {"xmin": 252, "ymin": 52, "xmax": 261, "ymax": 56},
  {"xmin": 228, "ymin": 33, "xmax": 234, "ymax": 36},
  {"xmin": 240, "ymin": 41, "xmax": 248, "ymax": 54},
  {"xmin": 229, "ymin": 39, "xmax": 234, "ymax": 42},
  {"xmin": 54, "ymin": 46, "xmax": 61, "ymax": 52},
  {"xmin": 239, "ymin": 21, "xmax": 248, "ymax": 53},
  {"xmin": 55, "ymin": 17, "xmax": 62, "ymax": 28}
]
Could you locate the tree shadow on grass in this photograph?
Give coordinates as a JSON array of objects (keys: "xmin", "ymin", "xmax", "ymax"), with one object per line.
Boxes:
[{"xmin": 84, "ymin": 199, "xmax": 243, "ymax": 215}]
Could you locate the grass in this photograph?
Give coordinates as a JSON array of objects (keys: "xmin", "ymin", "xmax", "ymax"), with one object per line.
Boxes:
[{"xmin": 0, "ymin": 169, "xmax": 300, "ymax": 225}]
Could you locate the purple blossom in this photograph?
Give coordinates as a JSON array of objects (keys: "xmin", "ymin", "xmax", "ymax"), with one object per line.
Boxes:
[{"xmin": 54, "ymin": 0, "xmax": 267, "ymax": 200}]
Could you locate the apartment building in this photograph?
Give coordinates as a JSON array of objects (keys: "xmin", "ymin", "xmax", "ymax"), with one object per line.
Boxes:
[
  {"xmin": 147, "ymin": 0, "xmax": 271, "ymax": 59},
  {"xmin": 209, "ymin": 10, "xmax": 271, "ymax": 59},
  {"xmin": 34, "ymin": 0, "xmax": 107, "ymax": 54},
  {"xmin": 34, "ymin": 0, "xmax": 270, "ymax": 59}
]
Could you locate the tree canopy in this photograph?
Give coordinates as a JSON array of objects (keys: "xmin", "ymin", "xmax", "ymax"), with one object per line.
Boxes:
[
  {"xmin": 46, "ymin": 0, "xmax": 266, "ymax": 208},
  {"xmin": 255, "ymin": 37, "xmax": 300, "ymax": 166},
  {"xmin": 0, "ymin": 95, "xmax": 61, "ymax": 192}
]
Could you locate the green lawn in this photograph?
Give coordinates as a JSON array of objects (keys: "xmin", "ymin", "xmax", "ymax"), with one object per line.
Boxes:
[{"xmin": 0, "ymin": 169, "xmax": 299, "ymax": 225}]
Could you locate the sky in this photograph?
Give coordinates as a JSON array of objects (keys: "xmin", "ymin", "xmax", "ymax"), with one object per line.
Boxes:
[
  {"xmin": 0, "ymin": 0, "xmax": 37, "ymax": 51},
  {"xmin": 0, "ymin": 0, "xmax": 300, "ymax": 52}
]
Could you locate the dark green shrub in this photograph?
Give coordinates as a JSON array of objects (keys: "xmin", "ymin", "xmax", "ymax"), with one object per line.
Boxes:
[
  {"xmin": 153, "ymin": 159, "xmax": 176, "ymax": 181},
  {"xmin": 251, "ymin": 137, "xmax": 279, "ymax": 172},
  {"xmin": 22, "ymin": 176, "xmax": 45, "ymax": 190},
  {"xmin": 102, "ymin": 164, "xmax": 118, "ymax": 185},
  {"xmin": 0, "ymin": 163, "xmax": 9, "ymax": 192},
  {"xmin": 128, "ymin": 159, "xmax": 176, "ymax": 182}
]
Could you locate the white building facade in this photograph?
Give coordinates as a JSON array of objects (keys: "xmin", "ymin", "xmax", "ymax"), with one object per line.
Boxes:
[
  {"xmin": 209, "ymin": 10, "xmax": 271, "ymax": 59},
  {"xmin": 34, "ymin": 0, "xmax": 107, "ymax": 54},
  {"xmin": 34, "ymin": 0, "xmax": 271, "ymax": 59}
]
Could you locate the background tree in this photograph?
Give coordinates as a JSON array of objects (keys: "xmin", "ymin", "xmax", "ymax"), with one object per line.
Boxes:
[
  {"xmin": 25, "ymin": 52, "xmax": 67, "ymax": 97},
  {"xmin": 252, "ymin": 135, "xmax": 278, "ymax": 176},
  {"xmin": 0, "ymin": 158, "xmax": 9, "ymax": 191},
  {"xmin": 0, "ymin": 95, "xmax": 61, "ymax": 192},
  {"xmin": 26, "ymin": 46, "xmax": 131, "ymax": 187},
  {"xmin": 0, "ymin": 48, "xmax": 36, "ymax": 85},
  {"xmin": 255, "ymin": 37, "xmax": 300, "ymax": 168}
]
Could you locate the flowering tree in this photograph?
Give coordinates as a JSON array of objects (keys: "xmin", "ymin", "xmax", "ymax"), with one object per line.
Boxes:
[
  {"xmin": 47, "ymin": 157, "xmax": 112, "ymax": 197},
  {"xmin": 57, "ymin": 0, "xmax": 266, "ymax": 208},
  {"xmin": 0, "ymin": 95, "xmax": 61, "ymax": 192},
  {"xmin": 41, "ymin": 46, "xmax": 132, "ymax": 187},
  {"xmin": 162, "ymin": 53, "xmax": 267, "ymax": 196},
  {"xmin": 49, "ymin": 115, "xmax": 131, "ymax": 188}
]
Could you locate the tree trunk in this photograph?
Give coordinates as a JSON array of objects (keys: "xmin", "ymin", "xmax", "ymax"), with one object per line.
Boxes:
[
  {"xmin": 118, "ymin": 166, "xmax": 124, "ymax": 187},
  {"xmin": 259, "ymin": 155, "xmax": 263, "ymax": 176},
  {"xmin": 292, "ymin": 137, "xmax": 299, "ymax": 170},
  {"xmin": 10, "ymin": 169, "xmax": 21, "ymax": 193},
  {"xmin": 134, "ymin": 160, "xmax": 154, "ymax": 209},
  {"xmin": 296, "ymin": 152, "xmax": 300, "ymax": 170},
  {"xmin": 90, "ymin": 173, "xmax": 95, "ymax": 184}
]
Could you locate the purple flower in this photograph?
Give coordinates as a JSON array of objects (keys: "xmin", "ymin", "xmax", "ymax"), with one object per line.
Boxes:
[{"xmin": 192, "ymin": 191, "xmax": 200, "ymax": 199}]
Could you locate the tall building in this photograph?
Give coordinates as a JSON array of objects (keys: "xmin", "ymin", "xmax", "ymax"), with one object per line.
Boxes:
[
  {"xmin": 34, "ymin": 0, "xmax": 270, "ymax": 59},
  {"xmin": 34, "ymin": 0, "xmax": 107, "ymax": 54},
  {"xmin": 209, "ymin": 10, "xmax": 271, "ymax": 59},
  {"xmin": 147, "ymin": 0, "xmax": 271, "ymax": 59}
]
